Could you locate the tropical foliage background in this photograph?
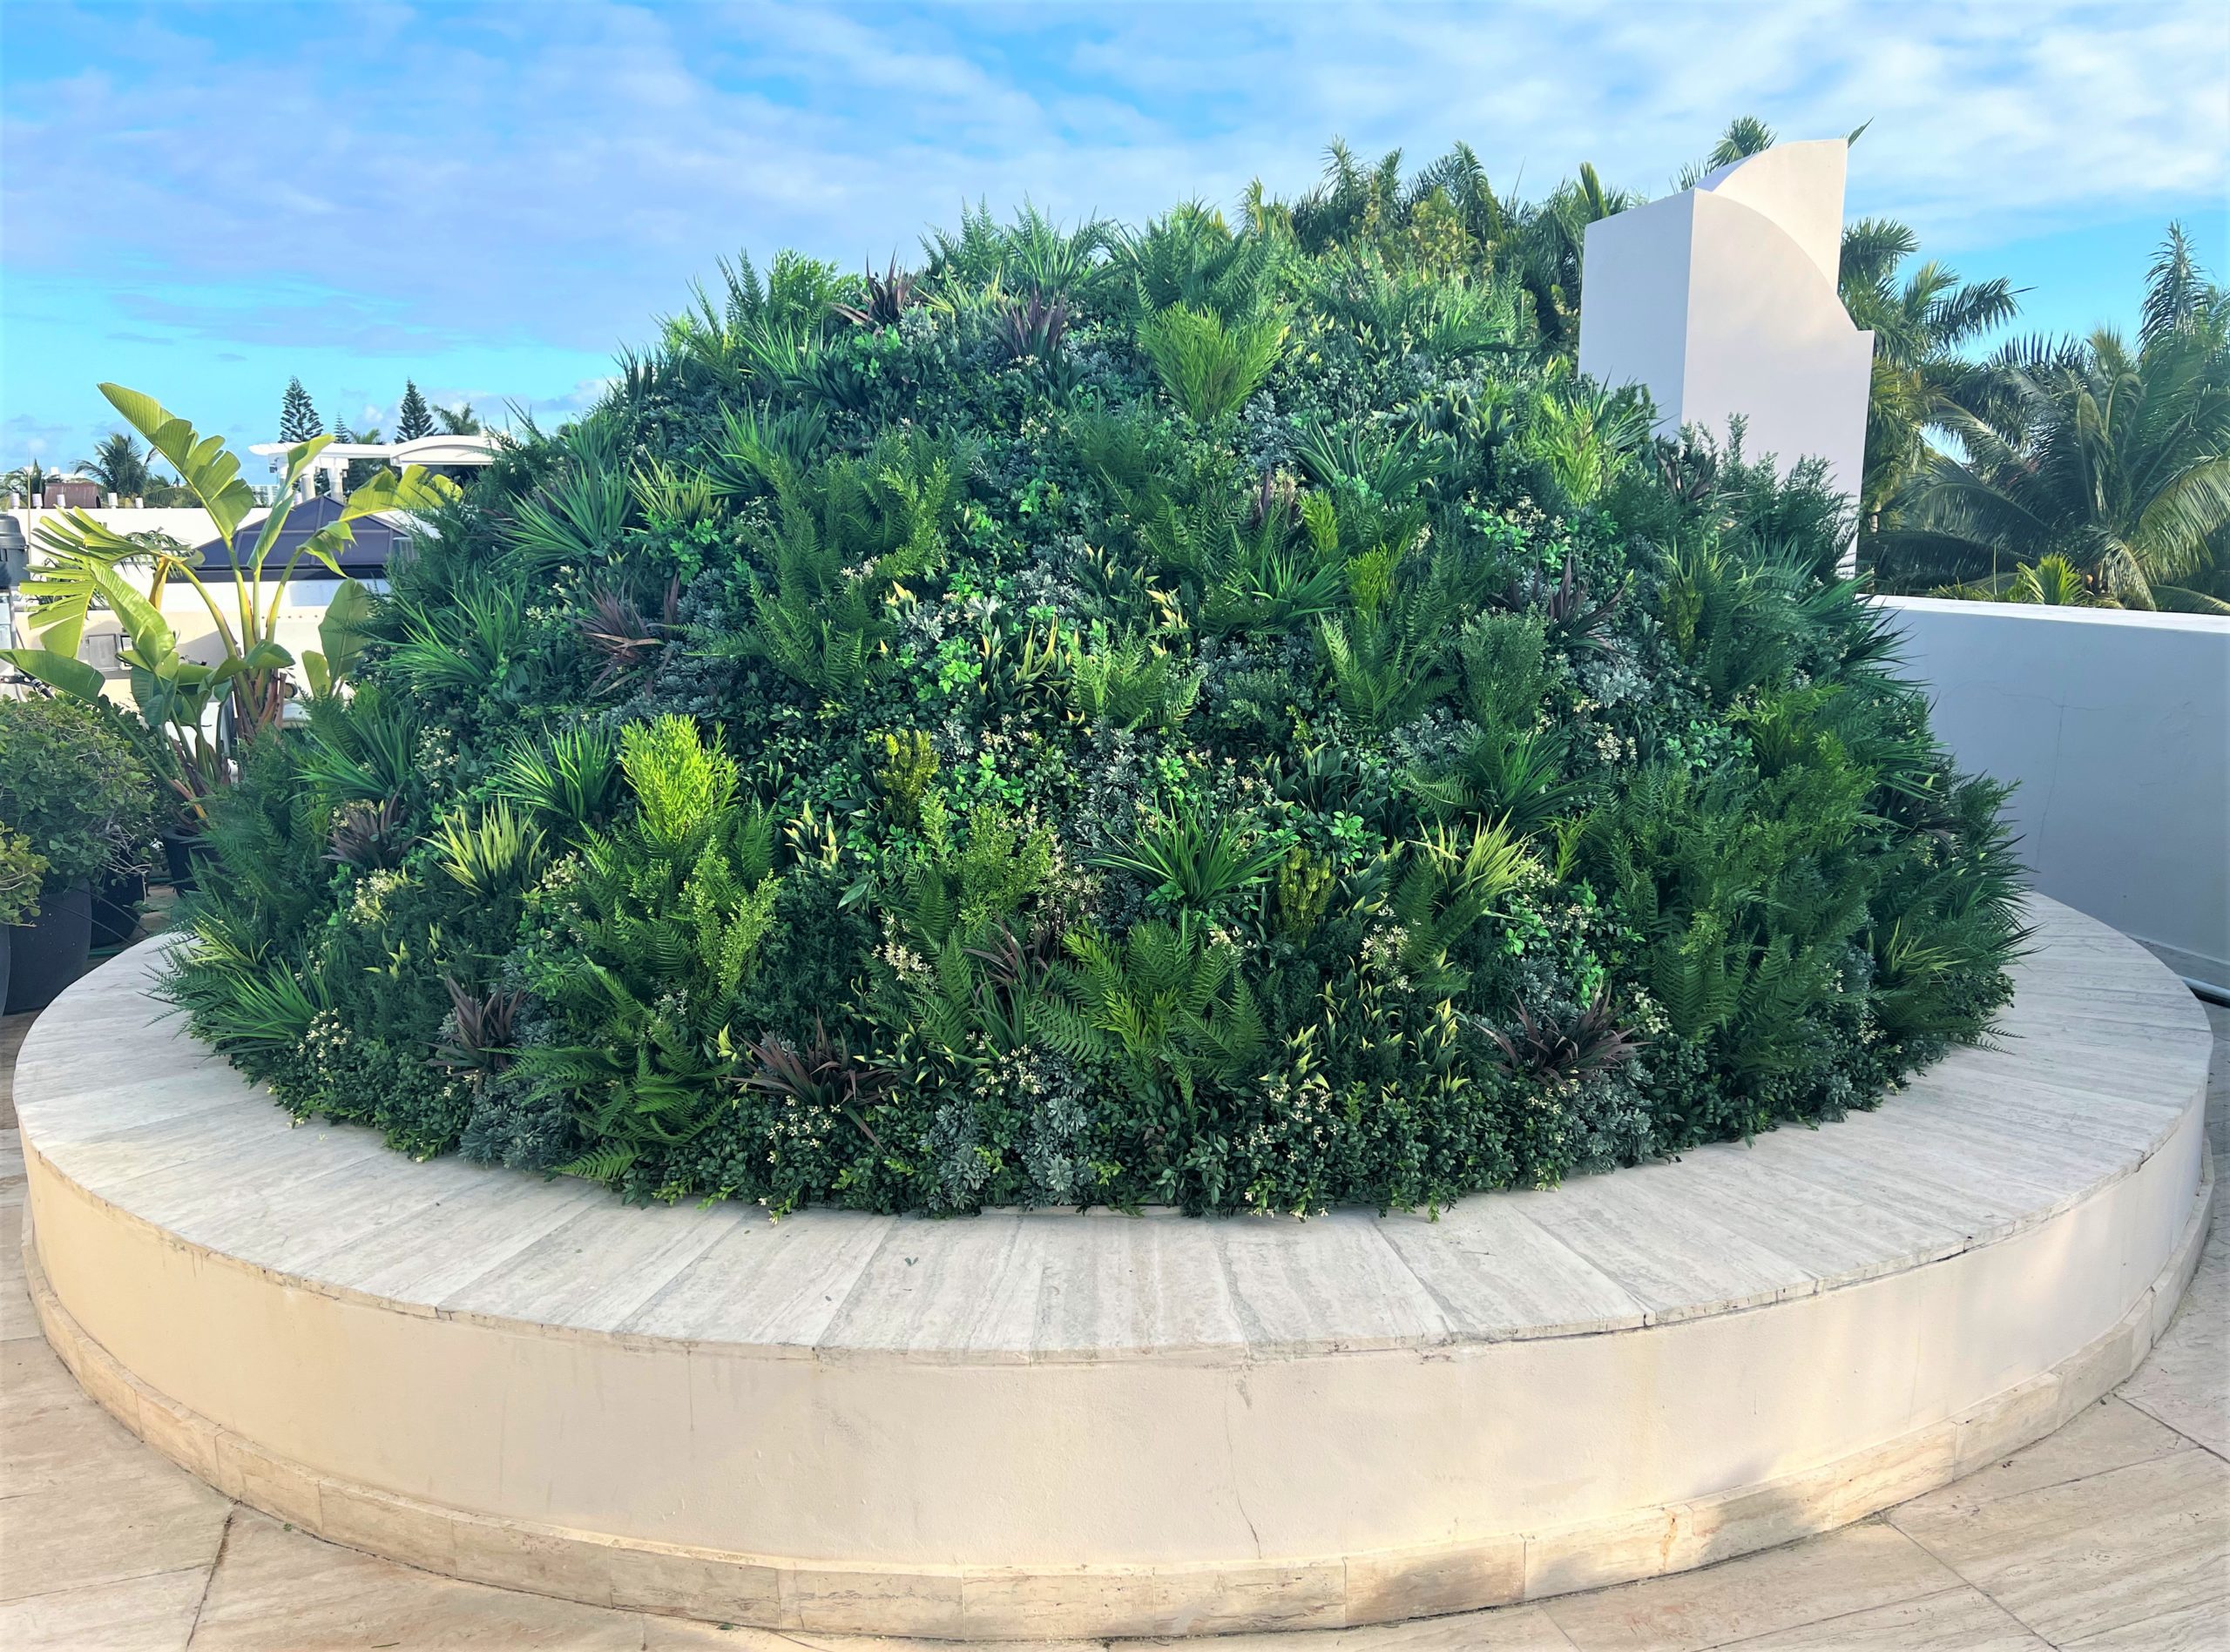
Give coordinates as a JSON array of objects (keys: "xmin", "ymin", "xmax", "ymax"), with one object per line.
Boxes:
[
  {"xmin": 1867, "ymin": 226, "xmax": 2230, "ymax": 613},
  {"xmin": 115, "ymin": 125, "xmax": 2036, "ymax": 1217}
]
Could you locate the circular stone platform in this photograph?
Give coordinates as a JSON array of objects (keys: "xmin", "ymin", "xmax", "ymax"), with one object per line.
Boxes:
[{"xmin": 14, "ymin": 895, "xmax": 2216, "ymax": 1640}]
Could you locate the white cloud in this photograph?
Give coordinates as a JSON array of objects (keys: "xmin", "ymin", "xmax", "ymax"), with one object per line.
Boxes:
[{"xmin": 3, "ymin": 0, "xmax": 2222, "ymax": 367}]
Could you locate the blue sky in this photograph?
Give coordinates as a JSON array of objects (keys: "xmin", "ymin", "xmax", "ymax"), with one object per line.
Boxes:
[{"xmin": 3, "ymin": 1, "xmax": 2225, "ymax": 465}]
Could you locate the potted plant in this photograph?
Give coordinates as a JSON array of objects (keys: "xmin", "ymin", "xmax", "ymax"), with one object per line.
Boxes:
[
  {"xmin": 0, "ymin": 695, "xmax": 159, "ymax": 1011},
  {"xmin": 2, "ymin": 385, "xmax": 450, "ymax": 833},
  {"xmin": 0, "ymin": 826, "xmax": 48, "ymax": 1014}
]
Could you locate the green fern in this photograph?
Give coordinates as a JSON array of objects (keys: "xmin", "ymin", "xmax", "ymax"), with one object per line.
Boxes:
[
  {"xmin": 1065, "ymin": 624, "xmax": 1202, "ymax": 730},
  {"xmin": 1135, "ymin": 303, "xmax": 1289, "ymax": 421}
]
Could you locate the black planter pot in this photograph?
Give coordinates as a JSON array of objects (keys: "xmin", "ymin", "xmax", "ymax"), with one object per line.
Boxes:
[
  {"xmin": 4, "ymin": 884, "xmax": 93, "ymax": 1014},
  {"xmin": 0, "ymin": 927, "xmax": 11, "ymax": 1019},
  {"xmin": 91, "ymin": 867, "xmax": 148, "ymax": 950},
  {"xmin": 160, "ymin": 828, "xmax": 210, "ymax": 892}
]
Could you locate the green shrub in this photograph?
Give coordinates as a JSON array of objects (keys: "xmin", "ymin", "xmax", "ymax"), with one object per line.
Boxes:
[
  {"xmin": 0, "ymin": 825, "xmax": 47, "ymax": 926},
  {"xmin": 0, "ymin": 695, "xmax": 159, "ymax": 891},
  {"xmin": 157, "ymin": 158, "xmax": 2025, "ymax": 1217}
]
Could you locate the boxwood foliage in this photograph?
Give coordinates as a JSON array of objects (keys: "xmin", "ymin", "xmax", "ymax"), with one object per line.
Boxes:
[{"xmin": 162, "ymin": 186, "xmax": 2026, "ymax": 1216}]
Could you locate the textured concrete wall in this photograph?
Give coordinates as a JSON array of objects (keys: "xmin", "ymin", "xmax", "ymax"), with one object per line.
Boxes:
[{"xmin": 1877, "ymin": 596, "xmax": 2230, "ymax": 985}]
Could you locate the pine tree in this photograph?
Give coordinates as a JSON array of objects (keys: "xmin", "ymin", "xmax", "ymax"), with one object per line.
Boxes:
[
  {"xmin": 395, "ymin": 381, "xmax": 435, "ymax": 442},
  {"xmin": 278, "ymin": 378, "xmax": 322, "ymax": 443}
]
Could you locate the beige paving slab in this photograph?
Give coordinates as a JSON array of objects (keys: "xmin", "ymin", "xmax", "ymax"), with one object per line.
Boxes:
[
  {"xmin": 0, "ymin": 1452, "xmax": 230, "ymax": 1602},
  {"xmin": 817, "ymin": 1210, "xmax": 1062, "ymax": 1356},
  {"xmin": 338, "ymin": 1170, "xmax": 608, "ymax": 1305},
  {"xmin": 1708, "ymin": 1583, "xmax": 2050, "ymax": 1649},
  {"xmin": 1377, "ymin": 1197, "xmax": 1647, "ymax": 1340},
  {"xmin": 185, "ymin": 1507, "xmax": 646, "ymax": 1650},
  {"xmin": 1539, "ymin": 1521, "xmax": 1957, "ymax": 1652},
  {"xmin": 1500, "ymin": 1163, "xmax": 1818, "ymax": 1324},
  {"xmin": 0, "ymin": 1012, "xmax": 32, "ymax": 1128},
  {"xmin": 1212, "ymin": 1209, "xmax": 1453, "ymax": 1350},
  {"xmin": 645, "ymin": 1628, "xmax": 1106, "ymax": 1652},
  {"xmin": 1899, "ymin": 1396, "xmax": 2193, "ymax": 1518},
  {"xmin": 1159, "ymin": 1603, "xmax": 1580, "ymax": 1649},
  {"xmin": 0, "ymin": 1564, "xmax": 207, "ymax": 1652},
  {"xmin": 2118, "ymin": 1227, "xmax": 2228, "ymax": 1455},
  {"xmin": 439, "ymin": 1197, "xmax": 747, "ymax": 1332},
  {"xmin": 0, "ymin": 1339, "xmax": 190, "ymax": 1494},
  {"xmin": 2062, "ymin": 1596, "xmax": 2230, "ymax": 1649},
  {"xmin": 619, "ymin": 1207, "xmax": 891, "ymax": 1349},
  {"xmin": 0, "ymin": 1208, "xmax": 37, "ymax": 1342},
  {"xmin": 1888, "ymin": 1447, "xmax": 2230, "ymax": 1645},
  {"xmin": 1031, "ymin": 1210, "xmax": 1254, "ymax": 1354}
]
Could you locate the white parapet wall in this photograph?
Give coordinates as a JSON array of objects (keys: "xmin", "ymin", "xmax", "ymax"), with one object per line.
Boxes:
[
  {"xmin": 4, "ymin": 503, "xmax": 220, "ymax": 550},
  {"xmin": 1875, "ymin": 596, "xmax": 2230, "ymax": 988},
  {"xmin": 1578, "ymin": 140, "xmax": 1873, "ymax": 512}
]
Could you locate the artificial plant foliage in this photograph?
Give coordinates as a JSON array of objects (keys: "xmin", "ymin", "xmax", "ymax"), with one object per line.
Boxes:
[{"xmin": 159, "ymin": 166, "xmax": 2025, "ymax": 1216}]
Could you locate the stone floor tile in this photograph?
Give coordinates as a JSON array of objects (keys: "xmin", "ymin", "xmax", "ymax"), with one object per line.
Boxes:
[
  {"xmin": 1538, "ymin": 1521, "xmax": 1956, "ymax": 1652},
  {"xmin": 0, "ymin": 1463, "xmax": 230, "ymax": 1603},
  {"xmin": 2118, "ymin": 1231, "xmax": 2228, "ymax": 1456},
  {"xmin": 1896, "ymin": 1396, "xmax": 2191, "ymax": 1518},
  {"xmin": 0, "ymin": 1565, "xmax": 208, "ymax": 1652},
  {"xmin": 0, "ymin": 1013, "xmax": 33, "ymax": 1129},
  {"xmin": 1, "ymin": 1207, "xmax": 39, "ymax": 1341},
  {"xmin": 185, "ymin": 1507, "xmax": 647, "ymax": 1650},
  {"xmin": 1707, "ymin": 1583, "xmax": 2049, "ymax": 1649},
  {"xmin": 0, "ymin": 1338, "xmax": 181, "ymax": 1494},
  {"xmin": 1889, "ymin": 1448, "xmax": 2230, "ymax": 1645},
  {"xmin": 665, "ymin": 1628, "xmax": 1112, "ymax": 1652},
  {"xmin": 1145, "ymin": 1601, "xmax": 1580, "ymax": 1649},
  {"xmin": 0, "ymin": 1330, "xmax": 230, "ymax": 1607},
  {"xmin": 641, "ymin": 1624, "xmax": 853, "ymax": 1650},
  {"xmin": 2062, "ymin": 1596, "xmax": 2230, "ymax": 1649}
]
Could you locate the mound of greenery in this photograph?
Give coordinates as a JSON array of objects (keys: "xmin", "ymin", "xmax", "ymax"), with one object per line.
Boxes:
[{"xmin": 164, "ymin": 170, "xmax": 2024, "ymax": 1216}]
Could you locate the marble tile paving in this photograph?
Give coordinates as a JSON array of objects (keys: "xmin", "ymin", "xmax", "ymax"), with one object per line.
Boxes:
[{"xmin": 0, "ymin": 1002, "xmax": 2220, "ymax": 1650}]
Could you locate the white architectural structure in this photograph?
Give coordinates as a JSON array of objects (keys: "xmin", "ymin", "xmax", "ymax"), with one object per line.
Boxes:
[
  {"xmin": 1579, "ymin": 140, "xmax": 1873, "ymax": 513},
  {"xmin": 247, "ymin": 431, "xmax": 500, "ymax": 502}
]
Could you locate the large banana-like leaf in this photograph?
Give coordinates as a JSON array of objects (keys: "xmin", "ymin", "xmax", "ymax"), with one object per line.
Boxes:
[
  {"xmin": 90, "ymin": 562, "xmax": 176, "ymax": 661},
  {"xmin": 0, "ymin": 646, "xmax": 105, "ymax": 700},
  {"xmin": 17, "ymin": 509, "xmax": 151, "ymax": 656},
  {"xmin": 284, "ymin": 466, "xmax": 455, "ymax": 577},
  {"xmin": 98, "ymin": 383, "xmax": 262, "ymax": 547},
  {"xmin": 303, "ymin": 578, "xmax": 376, "ymax": 694},
  {"xmin": 247, "ymin": 463, "xmax": 452, "ymax": 588}
]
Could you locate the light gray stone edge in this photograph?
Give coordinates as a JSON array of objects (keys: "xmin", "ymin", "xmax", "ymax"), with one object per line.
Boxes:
[
  {"xmin": 10, "ymin": 895, "xmax": 2213, "ymax": 1366},
  {"xmin": 19, "ymin": 1156, "xmax": 2214, "ymax": 1641}
]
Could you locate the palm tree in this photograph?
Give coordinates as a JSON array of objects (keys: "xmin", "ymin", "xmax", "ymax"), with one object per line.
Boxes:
[
  {"xmin": 3, "ymin": 459, "xmax": 55, "ymax": 498},
  {"xmin": 76, "ymin": 433, "xmax": 159, "ymax": 498},
  {"xmin": 1877, "ymin": 226, "xmax": 2230, "ymax": 612},
  {"xmin": 1839, "ymin": 218, "xmax": 2022, "ymax": 529},
  {"xmin": 436, "ymin": 402, "xmax": 483, "ymax": 435}
]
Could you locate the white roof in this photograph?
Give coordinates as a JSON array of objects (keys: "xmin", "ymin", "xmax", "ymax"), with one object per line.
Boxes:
[{"xmin": 247, "ymin": 434, "xmax": 500, "ymax": 466}]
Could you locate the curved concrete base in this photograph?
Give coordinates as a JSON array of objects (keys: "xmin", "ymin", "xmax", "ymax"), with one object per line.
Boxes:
[
  {"xmin": 21, "ymin": 1163, "xmax": 2215, "ymax": 1638},
  {"xmin": 15, "ymin": 898, "xmax": 2216, "ymax": 1639}
]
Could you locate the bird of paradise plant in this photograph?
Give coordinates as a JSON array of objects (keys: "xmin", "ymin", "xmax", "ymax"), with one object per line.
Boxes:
[{"xmin": 2, "ymin": 383, "xmax": 453, "ymax": 819}]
